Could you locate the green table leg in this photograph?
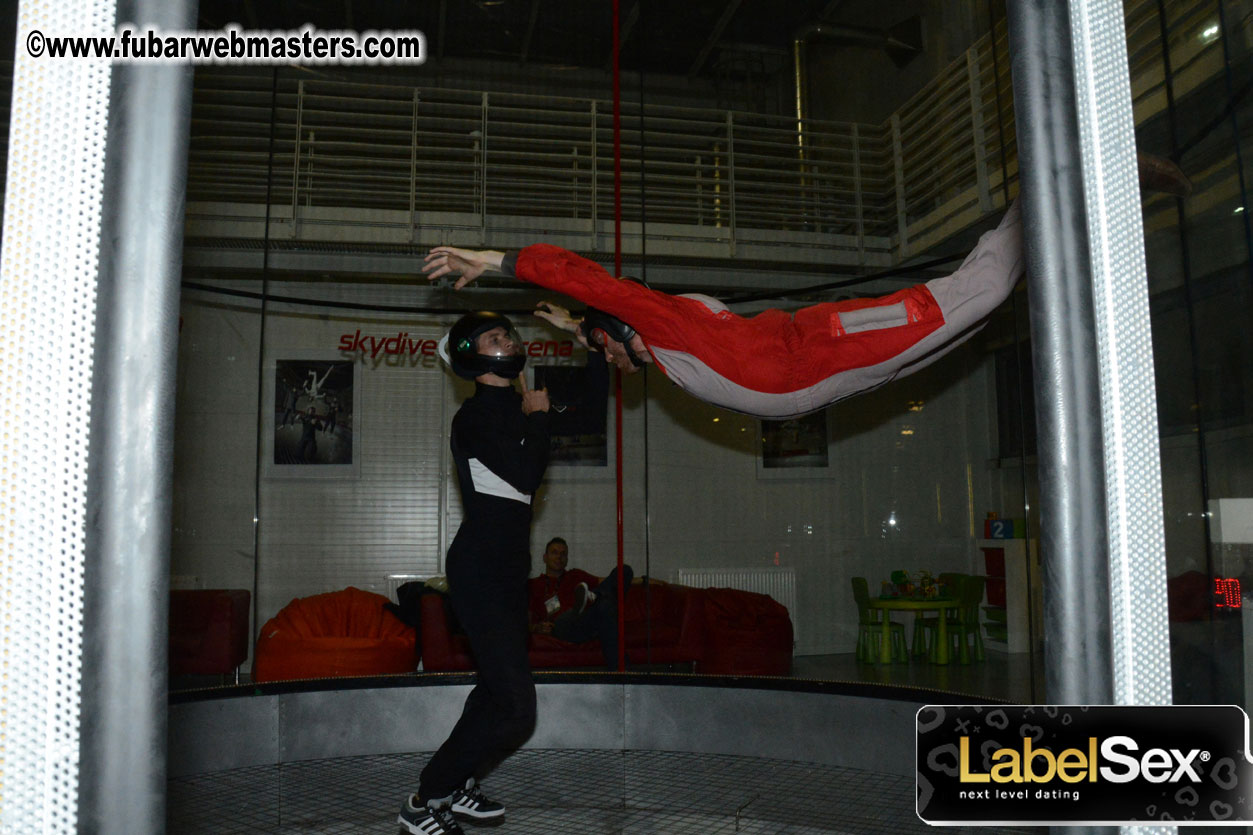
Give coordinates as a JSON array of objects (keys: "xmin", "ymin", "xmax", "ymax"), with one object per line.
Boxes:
[
  {"xmin": 934, "ymin": 609, "xmax": 950, "ymax": 665},
  {"xmin": 879, "ymin": 615, "xmax": 893, "ymax": 664}
]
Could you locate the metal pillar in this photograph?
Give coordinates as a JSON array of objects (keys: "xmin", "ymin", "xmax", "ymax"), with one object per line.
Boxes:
[
  {"xmin": 1005, "ymin": 0, "xmax": 1113, "ymax": 707},
  {"xmin": 1010, "ymin": 0, "xmax": 1174, "ymax": 831},
  {"xmin": 78, "ymin": 1, "xmax": 196, "ymax": 833}
]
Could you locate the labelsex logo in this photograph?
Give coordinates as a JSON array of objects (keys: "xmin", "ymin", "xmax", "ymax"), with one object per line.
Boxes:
[{"xmin": 960, "ymin": 736, "xmax": 1206, "ymax": 784}]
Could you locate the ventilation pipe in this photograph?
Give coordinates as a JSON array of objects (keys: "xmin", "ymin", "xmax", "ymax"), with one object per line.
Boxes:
[{"xmin": 793, "ymin": 18, "xmax": 923, "ymax": 159}]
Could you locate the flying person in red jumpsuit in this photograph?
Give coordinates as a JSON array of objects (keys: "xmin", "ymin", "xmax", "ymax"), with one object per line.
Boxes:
[{"xmin": 423, "ymin": 203, "xmax": 1023, "ymax": 420}]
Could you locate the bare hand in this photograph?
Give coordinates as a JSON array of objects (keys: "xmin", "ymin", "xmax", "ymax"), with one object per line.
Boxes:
[
  {"xmin": 519, "ymin": 373, "xmax": 550, "ymax": 415},
  {"xmin": 534, "ymin": 301, "xmax": 590, "ymax": 348},
  {"xmin": 533, "ymin": 301, "xmax": 580, "ymax": 333},
  {"xmin": 423, "ymin": 247, "xmax": 504, "ymax": 289},
  {"xmin": 531, "ymin": 621, "xmax": 554, "ymax": 634}
]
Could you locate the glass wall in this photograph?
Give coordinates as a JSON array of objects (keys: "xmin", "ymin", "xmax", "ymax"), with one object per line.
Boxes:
[
  {"xmin": 167, "ymin": 0, "xmax": 1249, "ymax": 710},
  {"xmin": 1134, "ymin": 0, "xmax": 1253, "ymax": 707}
]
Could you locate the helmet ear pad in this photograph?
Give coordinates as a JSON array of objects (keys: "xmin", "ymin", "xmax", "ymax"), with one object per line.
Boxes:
[
  {"xmin": 581, "ymin": 308, "xmax": 645, "ymax": 368},
  {"xmin": 585, "ymin": 327, "xmax": 610, "ymax": 349},
  {"xmin": 582, "ymin": 308, "xmax": 635, "ymax": 344},
  {"xmin": 445, "ymin": 311, "xmax": 527, "ymax": 380}
]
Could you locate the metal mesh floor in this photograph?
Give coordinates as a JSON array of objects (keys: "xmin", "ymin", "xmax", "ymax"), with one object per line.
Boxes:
[{"xmin": 169, "ymin": 749, "xmax": 1043, "ymax": 834}]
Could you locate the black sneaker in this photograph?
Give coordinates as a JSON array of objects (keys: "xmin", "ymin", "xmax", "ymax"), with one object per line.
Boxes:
[
  {"xmin": 450, "ymin": 777, "xmax": 505, "ymax": 820},
  {"xmin": 398, "ymin": 796, "xmax": 465, "ymax": 835}
]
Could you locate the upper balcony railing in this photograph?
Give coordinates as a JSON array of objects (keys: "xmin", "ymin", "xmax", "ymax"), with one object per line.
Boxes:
[{"xmin": 184, "ymin": 0, "xmax": 1235, "ymax": 268}]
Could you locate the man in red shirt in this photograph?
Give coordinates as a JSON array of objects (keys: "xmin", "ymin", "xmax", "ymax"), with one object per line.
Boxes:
[{"xmin": 528, "ymin": 537, "xmax": 633, "ymax": 669}]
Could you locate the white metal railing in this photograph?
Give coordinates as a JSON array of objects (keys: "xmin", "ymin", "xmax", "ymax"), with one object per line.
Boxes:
[
  {"xmin": 189, "ymin": 74, "xmax": 891, "ymax": 255},
  {"xmin": 184, "ymin": 0, "xmax": 1230, "ymax": 263}
]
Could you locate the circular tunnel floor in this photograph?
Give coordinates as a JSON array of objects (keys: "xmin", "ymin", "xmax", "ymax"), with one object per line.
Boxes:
[{"xmin": 168, "ymin": 748, "xmax": 1042, "ymax": 834}]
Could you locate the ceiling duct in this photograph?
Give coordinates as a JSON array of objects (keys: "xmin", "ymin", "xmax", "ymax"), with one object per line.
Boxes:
[{"xmin": 792, "ymin": 17, "xmax": 923, "ymax": 159}]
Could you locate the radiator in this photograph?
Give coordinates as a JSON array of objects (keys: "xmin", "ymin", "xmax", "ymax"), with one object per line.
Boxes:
[
  {"xmin": 673, "ymin": 567, "xmax": 798, "ymax": 645},
  {"xmin": 385, "ymin": 574, "xmax": 427, "ymax": 603}
]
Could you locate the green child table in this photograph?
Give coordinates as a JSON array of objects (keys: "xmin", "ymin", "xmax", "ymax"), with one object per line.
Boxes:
[{"xmin": 867, "ymin": 597, "xmax": 960, "ymax": 664}]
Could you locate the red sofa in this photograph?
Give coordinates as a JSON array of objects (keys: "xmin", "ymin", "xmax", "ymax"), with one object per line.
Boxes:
[
  {"xmin": 1167, "ymin": 570, "xmax": 1212, "ymax": 622},
  {"xmin": 169, "ymin": 589, "xmax": 251, "ymax": 680},
  {"xmin": 420, "ymin": 581, "xmax": 707, "ymax": 671},
  {"xmin": 697, "ymin": 587, "xmax": 794, "ymax": 676}
]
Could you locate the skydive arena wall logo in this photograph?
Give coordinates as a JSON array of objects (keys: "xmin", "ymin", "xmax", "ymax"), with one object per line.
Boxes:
[{"xmin": 917, "ymin": 705, "xmax": 1253, "ymax": 825}]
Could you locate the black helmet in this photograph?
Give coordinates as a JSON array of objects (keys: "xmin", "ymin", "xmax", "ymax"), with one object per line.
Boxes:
[
  {"xmin": 442, "ymin": 311, "xmax": 526, "ymax": 380},
  {"xmin": 580, "ymin": 307, "xmax": 645, "ymax": 368}
]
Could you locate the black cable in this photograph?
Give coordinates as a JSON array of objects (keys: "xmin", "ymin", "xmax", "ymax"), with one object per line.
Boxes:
[
  {"xmin": 182, "ymin": 281, "xmax": 521, "ymax": 316},
  {"xmin": 637, "ymin": 0, "xmax": 653, "ymax": 666},
  {"xmin": 719, "ymin": 252, "xmax": 963, "ymax": 304},
  {"xmin": 987, "ymin": 0, "xmax": 1039, "ymax": 702},
  {"xmin": 1156, "ymin": 0, "xmax": 1218, "ymax": 697},
  {"xmin": 1173, "ymin": 76, "xmax": 1252, "ymax": 162},
  {"xmin": 182, "ymin": 246, "xmax": 966, "ymax": 316},
  {"xmin": 1214, "ymin": 0, "xmax": 1253, "ymax": 287},
  {"xmin": 249, "ymin": 68, "xmax": 279, "ymax": 675}
]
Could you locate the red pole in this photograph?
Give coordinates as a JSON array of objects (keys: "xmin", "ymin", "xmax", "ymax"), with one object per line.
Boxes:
[{"xmin": 611, "ymin": 0, "xmax": 626, "ymax": 672}]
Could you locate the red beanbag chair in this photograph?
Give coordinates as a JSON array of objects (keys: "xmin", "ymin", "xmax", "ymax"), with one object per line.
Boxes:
[
  {"xmin": 252, "ymin": 587, "xmax": 417, "ymax": 683},
  {"xmin": 699, "ymin": 587, "xmax": 793, "ymax": 676}
]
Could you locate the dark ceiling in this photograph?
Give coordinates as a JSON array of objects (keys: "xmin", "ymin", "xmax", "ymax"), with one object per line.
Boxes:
[{"xmin": 195, "ymin": 0, "xmax": 844, "ymax": 79}]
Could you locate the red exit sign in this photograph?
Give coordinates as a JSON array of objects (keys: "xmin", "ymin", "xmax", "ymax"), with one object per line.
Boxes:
[{"xmin": 1215, "ymin": 578, "xmax": 1242, "ymax": 609}]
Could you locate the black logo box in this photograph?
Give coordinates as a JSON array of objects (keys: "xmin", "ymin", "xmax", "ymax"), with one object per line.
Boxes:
[{"xmin": 917, "ymin": 705, "xmax": 1251, "ymax": 825}]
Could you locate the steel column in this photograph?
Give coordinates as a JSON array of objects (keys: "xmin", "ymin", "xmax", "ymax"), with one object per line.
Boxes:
[
  {"xmin": 1005, "ymin": 0, "xmax": 1113, "ymax": 709},
  {"xmin": 78, "ymin": 0, "xmax": 196, "ymax": 832}
]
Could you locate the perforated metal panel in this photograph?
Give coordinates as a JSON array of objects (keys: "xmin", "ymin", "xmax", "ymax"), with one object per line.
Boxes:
[
  {"xmin": 1066, "ymin": 0, "xmax": 1173, "ymax": 713},
  {"xmin": 0, "ymin": 1, "xmax": 115, "ymax": 831}
]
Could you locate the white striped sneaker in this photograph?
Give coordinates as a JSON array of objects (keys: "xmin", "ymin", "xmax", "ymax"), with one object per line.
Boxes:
[
  {"xmin": 450, "ymin": 778, "xmax": 505, "ymax": 820},
  {"xmin": 397, "ymin": 796, "xmax": 464, "ymax": 835}
]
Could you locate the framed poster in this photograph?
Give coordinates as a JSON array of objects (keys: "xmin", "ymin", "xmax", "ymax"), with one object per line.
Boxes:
[
  {"xmin": 533, "ymin": 364, "xmax": 608, "ymax": 467},
  {"xmin": 265, "ymin": 358, "xmax": 359, "ymax": 478},
  {"xmin": 757, "ymin": 410, "xmax": 831, "ymax": 479}
]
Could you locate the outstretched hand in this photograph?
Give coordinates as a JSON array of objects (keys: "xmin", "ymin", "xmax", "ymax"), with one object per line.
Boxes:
[
  {"xmin": 534, "ymin": 301, "xmax": 589, "ymax": 348},
  {"xmin": 533, "ymin": 301, "xmax": 580, "ymax": 333},
  {"xmin": 423, "ymin": 247, "xmax": 505, "ymax": 289}
]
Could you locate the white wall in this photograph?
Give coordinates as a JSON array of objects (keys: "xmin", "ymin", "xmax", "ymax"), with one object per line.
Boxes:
[
  {"xmin": 634, "ymin": 343, "xmax": 996, "ymax": 655},
  {"xmin": 172, "ymin": 297, "xmax": 262, "ymax": 606}
]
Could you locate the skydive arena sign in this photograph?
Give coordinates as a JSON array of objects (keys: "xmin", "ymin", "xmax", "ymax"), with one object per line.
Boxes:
[{"xmin": 917, "ymin": 705, "xmax": 1253, "ymax": 825}]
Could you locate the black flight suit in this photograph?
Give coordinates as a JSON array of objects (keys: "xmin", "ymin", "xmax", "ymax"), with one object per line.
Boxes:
[{"xmin": 418, "ymin": 351, "xmax": 607, "ymax": 801}]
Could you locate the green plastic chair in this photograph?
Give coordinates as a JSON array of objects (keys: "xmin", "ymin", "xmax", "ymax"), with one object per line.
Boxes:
[
  {"xmin": 948, "ymin": 575, "xmax": 987, "ymax": 663},
  {"xmin": 911, "ymin": 572, "xmax": 968, "ymax": 656},
  {"xmin": 851, "ymin": 577, "xmax": 907, "ymax": 663},
  {"xmin": 938, "ymin": 572, "xmax": 967, "ymax": 599}
]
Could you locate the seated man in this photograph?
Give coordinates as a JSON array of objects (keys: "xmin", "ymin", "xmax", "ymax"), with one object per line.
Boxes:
[{"xmin": 528, "ymin": 536, "xmax": 633, "ymax": 669}]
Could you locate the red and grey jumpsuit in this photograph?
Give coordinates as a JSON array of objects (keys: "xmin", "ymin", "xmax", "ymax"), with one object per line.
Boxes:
[{"xmin": 500, "ymin": 201, "xmax": 1024, "ymax": 419}]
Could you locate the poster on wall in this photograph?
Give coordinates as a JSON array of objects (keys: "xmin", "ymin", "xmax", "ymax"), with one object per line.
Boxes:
[
  {"xmin": 533, "ymin": 364, "xmax": 608, "ymax": 467},
  {"xmin": 757, "ymin": 411, "xmax": 830, "ymax": 479},
  {"xmin": 267, "ymin": 359, "xmax": 359, "ymax": 478}
]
